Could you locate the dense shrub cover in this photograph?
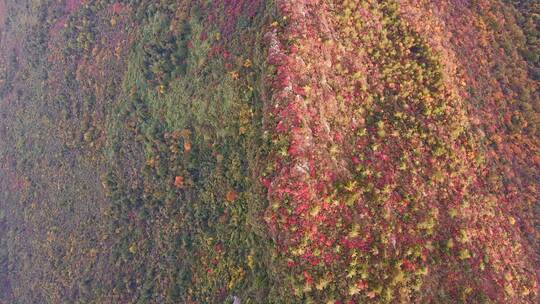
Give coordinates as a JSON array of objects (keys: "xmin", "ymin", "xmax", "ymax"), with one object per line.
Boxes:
[{"xmin": 0, "ymin": 0, "xmax": 538, "ymax": 303}]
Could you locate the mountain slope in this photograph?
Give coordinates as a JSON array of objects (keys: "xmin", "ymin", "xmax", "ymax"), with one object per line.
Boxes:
[{"xmin": 0, "ymin": 0, "xmax": 538, "ymax": 303}]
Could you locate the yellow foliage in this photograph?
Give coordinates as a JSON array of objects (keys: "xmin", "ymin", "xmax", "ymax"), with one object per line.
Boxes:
[
  {"xmin": 459, "ymin": 249, "xmax": 471, "ymax": 260},
  {"xmin": 310, "ymin": 205, "xmax": 321, "ymax": 217},
  {"xmin": 348, "ymin": 285, "xmax": 360, "ymax": 296},
  {"xmin": 129, "ymin": 243, "xmax": 137, "ymax": 254},
  {"xmin": 157, "ymin": 85, "xmax": 165, "ymax": 94},
  {"xmin": 458, "ymin": 229, "xmax": 470, "ymax": 243},
  {"xmin": 316, "ymin": 277, "xmax": 330, "ymax": 290},
  {"xmin": 247, "ymin": 254, "xmax": 254, "ymax": 269}
]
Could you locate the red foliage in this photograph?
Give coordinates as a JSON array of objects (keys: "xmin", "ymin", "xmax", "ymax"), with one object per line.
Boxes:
[
  {"xmin": 65, "ymin": 0, "xmax": 82, "ymax": 13},
  {"xmin": 261, "ymin": 0, "xmax": 539, "ymax": 302},
  {"xmin": 111, "ymin": 2, "xmax": 124, "ymax": 15}
]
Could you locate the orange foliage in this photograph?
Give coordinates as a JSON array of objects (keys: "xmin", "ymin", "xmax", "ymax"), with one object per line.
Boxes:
[
  {"xmin": 174, "ymin": 176, "xmax": 184, "ymax": 188},
  {"xmin": 225, "ymin": 190, "xmax": 238, "ymax": 202}
]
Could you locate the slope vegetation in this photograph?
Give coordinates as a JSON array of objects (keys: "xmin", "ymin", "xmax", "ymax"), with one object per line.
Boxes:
[{"xmin": 0, "ymin": 0, "xmax": 538, "ymax": 303}]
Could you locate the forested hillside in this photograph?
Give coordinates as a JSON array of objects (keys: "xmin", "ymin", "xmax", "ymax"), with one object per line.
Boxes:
[{"xmin": 0, "ymin": 1, "xmax": 538, "ymax": 303}]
